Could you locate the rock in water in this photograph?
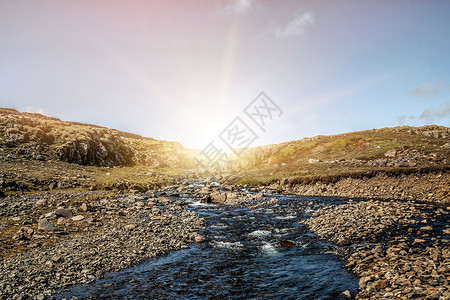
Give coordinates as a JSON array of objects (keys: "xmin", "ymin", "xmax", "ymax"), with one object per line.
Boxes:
[
  {"xmin": 278, "ymin": 241, "xmax": 295, "ymax": 248},
  {"xmin": 341, "ymin": 290, "xmax": 352, "ymax": 299},
  {"xmin": 419, "ymin": 225, "xmax": 433, "ymax": 232},
  {"xmin": 194, "ymin": 234, "xmax": 205, "ymax": 243}
]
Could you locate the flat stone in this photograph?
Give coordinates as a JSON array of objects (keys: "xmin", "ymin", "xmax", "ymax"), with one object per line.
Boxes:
[
  {"xmin": 71, "ymin": 215, "xmax": 85, "ymax": 222},
  {"xmin": 420, "ymin": 226, "xmax": 433, "ymax": 232}
]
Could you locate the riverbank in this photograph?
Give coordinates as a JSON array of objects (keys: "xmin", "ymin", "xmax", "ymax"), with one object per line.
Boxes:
[
  {"xmin": 0, "ymin": 190, "xmax": 204, "ymax": 299},
  {"xmin": 301, "ymin": 199, "xmax": 450, "ymax": 299},
  {"xmin": 266, "ymin": 169, "xmax": 449, "ymax": 204},
  {"xmin": 1, "ymin": 179, "xmax": 449, "ymax": 299}
]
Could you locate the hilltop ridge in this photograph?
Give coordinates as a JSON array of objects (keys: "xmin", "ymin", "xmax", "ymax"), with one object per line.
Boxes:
[{"xmin": 229, "ymin": 124, "xmax": 450, "ymax": 185}]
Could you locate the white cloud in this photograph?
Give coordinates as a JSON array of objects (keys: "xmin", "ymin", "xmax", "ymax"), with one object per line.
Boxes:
[
  {"xmin": 409, "ymin": 81, "xmax": 444, "ymax": 98},
  {"xmin": 225, "ymin": 0, "xmax": 255, "ymax": 14},
  {"xmin": 397, "ymin": 101, "xmax": 450, "ymax": 124},
  {"xmin": 273, "ymin": 12, "xmax": 315, "ymax": 39},
  {"xmin": 419, "ymin": 101, "xmax": 450, "ymax": 122}
]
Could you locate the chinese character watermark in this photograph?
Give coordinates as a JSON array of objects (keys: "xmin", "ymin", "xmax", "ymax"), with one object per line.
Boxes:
[
  {"xmin": 244, "ymin": 92, "xmax": 283, "ymax": 131},
  {"xmin": 219, "ymin": 117, "xmax": 258, "ymax": 156}
]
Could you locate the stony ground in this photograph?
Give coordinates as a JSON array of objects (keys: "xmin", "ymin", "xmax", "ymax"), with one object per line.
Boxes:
[
  {"xmin": 0, "ymin": 190, "xmax": 204, "ymax": 299},
  {"xmin": 1, "ymin": 180, "xmax": 449, "ymax": 299},
  {"xmin": 0, "ymin": 182, "xmax": 278, "ymax": 299},
  {"xmin": 301, "ymin": 199, "xmax": 450, "ymax": 299}
]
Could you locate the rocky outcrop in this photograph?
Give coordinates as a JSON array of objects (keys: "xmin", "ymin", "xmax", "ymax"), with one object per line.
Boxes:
[
  {"xmin": 0, "ymin": 108, "xmax": 194, "ymax": 168},
  {"xmin": 56, "ymin": 130, "xmax": 133, "ymax": 167}
]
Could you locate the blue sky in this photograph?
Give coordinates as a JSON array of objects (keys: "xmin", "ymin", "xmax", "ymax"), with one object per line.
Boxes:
[{"xmin": 1, "ymin": 0, "xmax": 449, "ymax": 148}]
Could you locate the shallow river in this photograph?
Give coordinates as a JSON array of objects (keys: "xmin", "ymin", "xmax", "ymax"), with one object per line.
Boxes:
[{"xmin": 55, "ymin": 193, "xmax": 359, "ymax": 299}]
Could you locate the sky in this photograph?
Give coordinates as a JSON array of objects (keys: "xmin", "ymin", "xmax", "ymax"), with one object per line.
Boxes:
[{"xmin": 1, "ymin": 0, "xmax": 449, "ymax": 149}]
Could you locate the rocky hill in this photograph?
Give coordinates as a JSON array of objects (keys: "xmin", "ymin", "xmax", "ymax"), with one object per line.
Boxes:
[
  {"xmin": 228, "ymin": 125, "xmax": 450, "ymax": 185},
  {"xmin": 0, "ymin": 108, "xmax": 193, "ymax": 168},
  {"xmin": 0, "ymin": 108, "xmax": 197, "ymax": 193}
]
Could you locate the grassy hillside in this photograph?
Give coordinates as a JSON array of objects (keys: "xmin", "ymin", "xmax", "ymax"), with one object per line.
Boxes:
[
  {"xmin": 228, "ymin": 125, "xmax": 450, "ymax": 185},
  {"xmin": 0, "ymin": 108, "xmax": 197, "ymax": 194}
]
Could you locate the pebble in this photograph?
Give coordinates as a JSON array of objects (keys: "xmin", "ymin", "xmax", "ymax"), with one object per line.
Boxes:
[{"xmin": 71, "ymin": 215, "xmax": 85, "ymax": 222}]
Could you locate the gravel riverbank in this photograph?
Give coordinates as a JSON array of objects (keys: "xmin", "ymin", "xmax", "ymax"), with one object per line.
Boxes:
[
  {"xmin": 301, "ymin": 199, "xmax": 450, "ymax": 299},
  {"xmin": 0, "ymin": 191, "xmax": 204, "ymax": 299}
]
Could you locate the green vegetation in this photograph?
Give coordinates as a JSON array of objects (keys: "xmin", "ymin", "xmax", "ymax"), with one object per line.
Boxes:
[{"xmin": 280, "ymin": 146, "xmax": 296, "ymax": 157}]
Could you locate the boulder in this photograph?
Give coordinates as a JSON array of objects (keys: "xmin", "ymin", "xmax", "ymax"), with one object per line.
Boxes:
[
  {"xmin": 210, "ymin": 192, "xmax": 226, "ymax": 204},
  {"xmin": 54, "ymin": 208, "xmax": 73, "ymax": 218},
  {"xmin": 278, "ymin": 241, "xmax": 295, "ymax": 248},
  {"xmin": 38, "ymin": 219, "xmax": 59, "ymax": 231},
  {"xmin": 384, "ymin": 149, "xmax": 396, "ymax": 158}
]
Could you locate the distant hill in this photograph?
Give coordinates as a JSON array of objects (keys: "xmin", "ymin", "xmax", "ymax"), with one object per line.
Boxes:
[{"xmin": 228, "ymin": 125, "xmax": 450, "ymax": 184}]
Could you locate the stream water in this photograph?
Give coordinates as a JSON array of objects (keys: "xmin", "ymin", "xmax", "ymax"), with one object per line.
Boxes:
[{"xmin": 55, "ymin": 193, "xmax": 359, "ymax": 299}]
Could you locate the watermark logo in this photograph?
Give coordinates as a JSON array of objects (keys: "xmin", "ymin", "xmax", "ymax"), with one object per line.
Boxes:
[
  {"xmin": 219, "ymin": 117, "xmax": 258, "ymax": 155},
  {"xmin": 195, "ymin": 92, "xmax": 282, "ymax": 174},
  {"xmin": 245, "ymin": 92, "xmax": 283, "ymax": 132}
]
